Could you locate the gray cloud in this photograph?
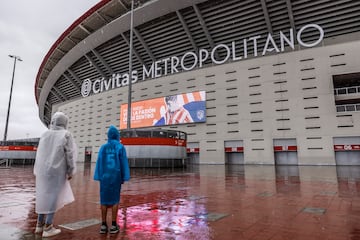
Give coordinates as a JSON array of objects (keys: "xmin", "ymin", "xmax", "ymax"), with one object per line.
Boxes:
[{"xmin": 0, "ymin": 0, "xmax": 100, "ymax": 140}]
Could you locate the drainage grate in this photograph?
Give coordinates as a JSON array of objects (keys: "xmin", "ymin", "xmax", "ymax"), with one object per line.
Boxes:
[
  {"xmin": 59, "ymin": 218, "xmax": 101, "ymax": 230},
  {"xmin": 0, "ymin": 202, "xmax": 24, "ymax": 208},
  {"xmin": 205, "ymin": 212, "xmax": 229, "ymax": 222},
  {"xmin": 187, "ymin": 195, "xmax": 207, "ymax": 201},
  {"xmin": 302, "ymin": 207, "xmax": 326, "ymax": 214},
  {"xmin": 319, "ymin": 191, "xmax": 337, "ymax": 196},
  {"xmin": 257, "ymin": 191, "xmax": 274, "ymax": 197},
  {"xmin": 0, "ymin": 224, "xmax": 29, "ymax": 240}
]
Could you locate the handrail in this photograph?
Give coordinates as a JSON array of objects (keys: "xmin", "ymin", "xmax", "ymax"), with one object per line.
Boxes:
[
  {"xmin": 336, "ymin": 103, "xmax": 360, "ymax": 112},
  {"xmin": 120, "ymin": 129, "xmax": 187, "ymax": 140},
  {"xmin": 334, "ymin": 86, "xmax": 360, "ymax": 95},
  {"xmin": 0, "ymin": 159, "xmax": 10, "ymax": 168}
]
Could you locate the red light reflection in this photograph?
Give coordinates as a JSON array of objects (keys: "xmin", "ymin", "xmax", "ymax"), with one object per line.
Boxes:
[{"xmin": 117, "ymin": 198, "xmax": 209, "ymax": 236}]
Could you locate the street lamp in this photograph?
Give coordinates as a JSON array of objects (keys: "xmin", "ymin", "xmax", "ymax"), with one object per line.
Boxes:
[
  {"xmin": 127, "ymin": 0, "xmax": 134, "ymax": 129},
  {"xmin": 3, "ymin": 55, "xmax": 22, "ymax": 142}
]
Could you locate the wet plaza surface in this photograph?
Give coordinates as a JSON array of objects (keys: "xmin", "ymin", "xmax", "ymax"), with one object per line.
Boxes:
[{"xmin": 1, "ymin": 163, "xmax": 360, "ymax": 240}]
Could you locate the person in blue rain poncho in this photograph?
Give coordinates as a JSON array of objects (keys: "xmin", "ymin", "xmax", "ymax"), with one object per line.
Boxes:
[
  {"xmin": 94, "ymin": 125, "xmax": 130, "ymax": 234},
  {"xmin": 33, "ymin": 112, "xmax": 77, "ymax": 238}
]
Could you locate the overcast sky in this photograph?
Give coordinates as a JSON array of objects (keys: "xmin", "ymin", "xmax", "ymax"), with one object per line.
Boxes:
[{"xmin": 0, "ymin": 0, "xmax": 100, "ymax": 140}]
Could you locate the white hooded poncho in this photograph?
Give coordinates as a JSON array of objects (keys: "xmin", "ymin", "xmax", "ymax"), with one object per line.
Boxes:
[{"xmin": 34, "ymin": 112, "xmax": 77, "ymax": 214}]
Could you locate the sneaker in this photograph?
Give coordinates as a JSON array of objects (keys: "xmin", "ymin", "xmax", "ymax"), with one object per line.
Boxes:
[
  {"xmin": 34, "ymin": 223, "xmax": 44, "ymax": 234},
  {"xmin": 42, "ymin": 224, "xmax": 61, "ymax": 237},
  {"xmin": 109, "ymin": 224, "xmax": 119, "ymax": 234},
  {"xmin": 99, "ymin": 224, "xmax": 108, "ymax": 234}
]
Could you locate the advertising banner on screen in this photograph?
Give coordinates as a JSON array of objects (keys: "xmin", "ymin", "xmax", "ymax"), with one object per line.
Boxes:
[{"xmin": 120, "ymin": 91, "xmax": 206, "ymax": 129}]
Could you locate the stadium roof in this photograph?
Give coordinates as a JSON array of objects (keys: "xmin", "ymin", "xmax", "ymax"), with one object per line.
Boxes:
[{"xmin": 35, "ymin": 0, "xmax": 360, "ymax": 126}]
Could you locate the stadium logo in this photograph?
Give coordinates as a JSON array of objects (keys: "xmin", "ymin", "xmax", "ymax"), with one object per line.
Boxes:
[
  {"xmin": 81, "ymin": 79, "xmax": 92, "ymax": 97},
  {"xmin": 81, "ymin": 71, "xmax": 138, "ymax": 97},
  {"xmin": 196, "ymin": 110, "xmax": 205, "ymax": 121}
]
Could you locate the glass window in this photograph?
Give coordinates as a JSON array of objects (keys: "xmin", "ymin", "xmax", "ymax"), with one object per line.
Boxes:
[
  {"xmin": 338, "ymin": 88, "xmax": 346, "ymax": 95},
  {"xmin": 348, "ymin": 87, "xmax": 356, "ymax": 94},
  {"xmin": 336, "ymin": 106, "xmax": 345, "ymax": 112},
  {"xmin": 346, "ymin": 105, "xmax": 355, "ymax": 111}
]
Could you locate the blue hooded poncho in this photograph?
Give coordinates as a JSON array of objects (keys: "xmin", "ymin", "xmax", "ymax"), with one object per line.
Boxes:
[{"xmin": 94, "ymin": 125, "xmax": 130, "ymax": 205}]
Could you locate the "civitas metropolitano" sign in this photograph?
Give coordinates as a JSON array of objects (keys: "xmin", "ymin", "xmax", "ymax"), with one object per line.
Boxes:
[{"xmin": 81, "ymin": 24, "xmax": 324, "ymax": 97}]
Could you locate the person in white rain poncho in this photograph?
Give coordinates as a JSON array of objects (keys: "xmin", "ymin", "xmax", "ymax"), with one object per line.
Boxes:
[{"xmin": 33, "ymin": 112, "xmax": 77, "ymax": 238}]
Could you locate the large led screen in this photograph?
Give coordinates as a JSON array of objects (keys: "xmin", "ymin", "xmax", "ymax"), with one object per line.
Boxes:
[{"xmin": 120, "ymin": 91, "xmax": 206, "ymax": 129}]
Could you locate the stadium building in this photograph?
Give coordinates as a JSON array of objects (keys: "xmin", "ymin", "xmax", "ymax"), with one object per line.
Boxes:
[{"xmin": 35, "ymin": 0, "xmax": 360, "ymax": 165}]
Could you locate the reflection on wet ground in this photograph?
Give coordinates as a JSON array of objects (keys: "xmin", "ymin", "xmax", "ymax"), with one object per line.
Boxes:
[{"xmin": 1, "ymin": 163, "xmax": 360, "ymax": 239}]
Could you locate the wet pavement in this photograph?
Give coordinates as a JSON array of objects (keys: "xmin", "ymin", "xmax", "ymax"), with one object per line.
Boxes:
[{"xmin": 1, "ymin": 163, "xmax": 360, "ymax": 240}]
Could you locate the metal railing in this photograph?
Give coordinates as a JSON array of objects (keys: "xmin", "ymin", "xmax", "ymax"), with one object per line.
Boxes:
[
  {"xmin": 0, "ymin": 159, "xmax": 11, "ymax": 168},
  {"xmin": 334, "ymin": 86, "xmax": 360, "ymax": 95},
  {"xmin": 336, "ymin": 104, "xmax": 360, "ymax": 112},
  {"xmin": 120, "ymin": 129, "xmax": 187, "ymax": 140}
]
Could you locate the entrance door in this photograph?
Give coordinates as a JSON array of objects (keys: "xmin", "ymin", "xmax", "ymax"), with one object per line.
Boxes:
[{"xmin": 84, "ymin": 146, "xmax": 92, "ymax": 163}]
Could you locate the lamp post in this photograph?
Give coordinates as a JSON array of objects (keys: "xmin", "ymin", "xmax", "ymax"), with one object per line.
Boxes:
[
  {"xmin": 3, "ymin": 55, "xmax": 22, "ymax": 142},
  {"xmin": 127, "ymin": 0, "xmax": 134, "ymax": 129}
]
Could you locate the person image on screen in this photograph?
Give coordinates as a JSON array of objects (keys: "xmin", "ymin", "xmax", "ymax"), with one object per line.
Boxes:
[
  {"xmin": 153, "ymin": 105, "xmax": 166, "ymax": 126},
  {"xmin": 33, "ymin": 112, "xmax": 77, "ymax": 238},
  {"xmin": 94, "ymin": 125, "xmax": 130, "ymax": 234},
  {"xmin": 164, "ymin": 95, "xmax": 193, "ymax": 125}
]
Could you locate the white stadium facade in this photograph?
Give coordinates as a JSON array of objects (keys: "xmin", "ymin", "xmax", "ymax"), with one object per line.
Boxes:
[{"xmin": 35, "ymin": 0, "xmax": 360, "ymax": 165}]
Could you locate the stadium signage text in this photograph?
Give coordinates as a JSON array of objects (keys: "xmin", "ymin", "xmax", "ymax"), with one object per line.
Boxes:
[
  {"xmin": 81, "ymin": 24, "xmax": 323, "ymax": 97},
  {"xmin": 81, "ymin": 71, "xmax": 138, "ymax": 97}
]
